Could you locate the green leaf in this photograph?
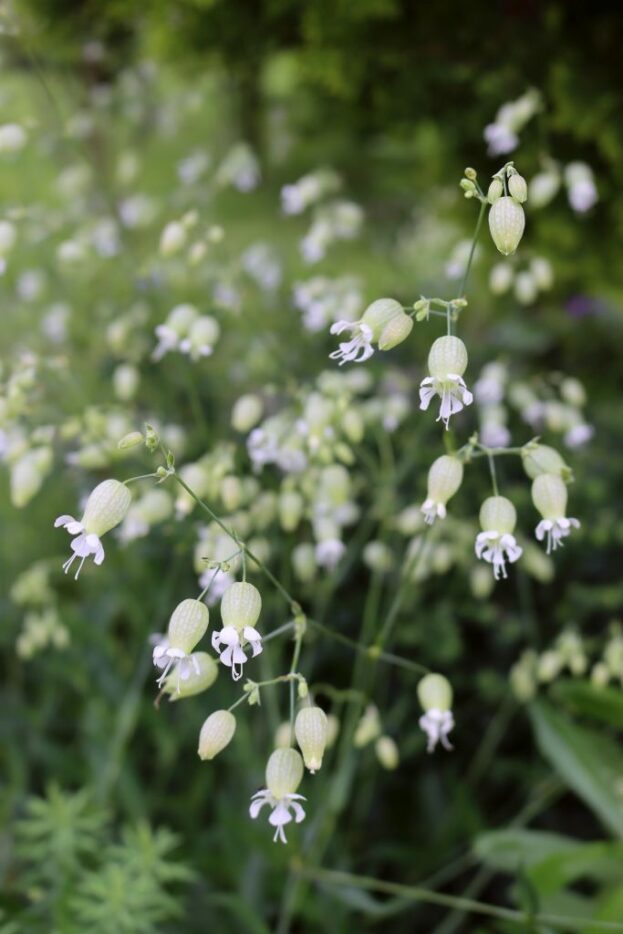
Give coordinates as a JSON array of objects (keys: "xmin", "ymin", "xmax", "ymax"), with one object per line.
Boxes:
[
  {"xmin": 551, "ymin": 680, "xmax": 623, "ymax": 729},
  {"xmin": 529, "ymin": 700, "xmax": 623, "ymax": 839},
  {"xmin": 527, "ymin": 840, "xmax": 623, "ymax": 895},
  {"xmin": 474, "ymin": 828, "xmax": 577, "ymax": 872}
]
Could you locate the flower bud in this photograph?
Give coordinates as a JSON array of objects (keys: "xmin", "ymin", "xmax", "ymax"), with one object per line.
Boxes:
[
  {"xmin": 361, "ymin": 298, "xmax": 404, "ymax": 341},
  {"xmin": 508, "ymin": 173, "xmax": 527, "ymax": 203},
  {"xmin": 531, "ymin": 473, "xmax": 567, "ymax": 520},
  {"xmin": 417, "ymin": 673, "xmax": 452, "ymax": 712},
  {"xmin": 430, "ymin": 338, "xmax": 468, "ymax": 382},
  {"xmin": 10, "ymin": 448, "xmax": 52, "ymax": 508},
  {"xmin": 529, "ymin": 170, "xmax": 560, "ymax": 208},
  {"xmin": 489, "ymin": 262, "xmax": 513, "ymax": 295},
  {"xmin": 363, "ymin": 540, "xmax": 394, "ymax": 573},
  {"xmin": 118, "ymin": 430, "xmax": 144, "ymax": 450},
  {"xmin": 274, "ymin": 721, "xmax": 293, "ymax": 748},
  {"xmin": 168, "ymin": 599, "xmax": 209, "ymax": 654},
  {"xmin": 81, "ymin": 479, "xmax": 132, "ymax": 536},
  {"xmin": 295, "ymin": 706, "xmax": 328, "ymax": 772},
  {"xmin": 198, "ymin": 710, "xmax": 236, "ymax": 760},
  {"xmin": 279, "ymin": 490, "xmax": 304, "ymax": 532},
  {"xmin": 354, "ymin": 704, "xmax": 381, "ymax": 748},
  {"xmin": 378, "ymin": 311, "xmax": 413, "ymax": 351},
  {"xmin": 479, "ymin": 495, "xmax": 517, "ymax": 534},
  {"xmin": 221, "ymin": 582, "xmax": 261, "ymax": 631},
  {"xmin": 292, "ymin": 543, "xmax": 316, "ymax": 583},
  {"xmin": 426, "ymin": 455, "xmax": 464, "ymax": 506},
  {"xmin": 560, "ymin": 377, "xmax": 586, "ymax": 408},
  {"xmin": 487, "ymin": 178, "xmax": 503, "ymax": 203},
  {"xmin": 113, "ymin": 363, "xmax": 140, "ymax": 401},
  {"xmin": 522, "ymin": 444, "xmax": 570, "ymax": 481},
  {"xmin": 488, "ymin": 197, "xmax": 525, "ymax": 255},
  {"xmin": 266, "ymin": 748, "xmax": 304, "ymax": 799},
  {"xmin": 325, "ymin": 714, "xmax": 340, "ymax": 748},
  {"xmin": 530, "ymin": 257, "xmax": 554, "ymax": 291},
  {"xmin": 514, "ymin": 271, "xmax": 537, "ymax": 305},
  {"xmin": 375, "ymin": 735, "xmax": 399, "ymax": 770},
  {"xmin": 165, "ymin": 652, "xmax": 217, "ymax": 699},
  {"xmin": 232, "ymin": 394, "xmax": 263, "ymax": 432},
  {"xmin": 160, "ymin": 220, "xmax": 187, "ymax": 256}
]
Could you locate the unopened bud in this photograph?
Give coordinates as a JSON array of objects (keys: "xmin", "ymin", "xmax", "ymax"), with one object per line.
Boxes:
[
  {"xmin": 508, "ymin": 173, "xmax": 528, "ymax": 203},
  {"xmin": 375, "ymin": 735, "xmax": 399, "ymax": 770},
  {"xmin": 279, "ymin": 490, "xmax": 304, "ymax": 532},
  {"xmin": 160, "ymin": 221, "xmax": 186, "ymax": 257},
  {"xmin": 522, "ymin": 444, "xmax": 571, "ymax": 481},
  {"xmin": 488, "ymin": 197, "xmax": 525, "ymax": 255},
  {"xmin": 295, "ymin": 706, "xmax": 328, "ymax": 772},
  {"xmin": 487, "ymin": 178, "xmax": 503, "ymax": 204},
  {"xmin": 354, "ymin": 704, "xmax": 381, "ymax": 748},
  {"xmin": 378, "ymin": 311, "xmax": 413, "ymax": 351},
  {"xmin": 198, "ymin": 710, "xmax": 236, "ymax": 759},
  {"xmin": 118, "ymin": 431, "xmax": 144, "ymax": 450},
  {"xmin": 232, "ymin": 394, "xmax": 263, "ymax": 432}
]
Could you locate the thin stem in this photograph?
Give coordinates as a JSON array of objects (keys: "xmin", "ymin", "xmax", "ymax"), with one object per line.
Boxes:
[
  {"xmin": 486, "ymin": 451, "xmax": 499, "ymax": 495},
  {"xmin": 263, "ymin": 621, "xmax": 296, "ymax": 644},
  {"xmin": 457, "ymin": 199, "xmax": 486, "ymax": 299},
  {"xmin": 123, "ymin": 472, "xmax": 159, "ymax": 486},
  {"xmin": 289, "ymin": 626, "xmax": 304, "ymax": 743},
  {"xmin": 172, "ymin": 473, "xmax": 300, "ymax": 614},
  {"xmin": 295, "ymin": 866, "xmax": 623, "ymax": 932},
  {"xmin": 307, "ymin": 618, "xmax": 428, "ymax": 675}
]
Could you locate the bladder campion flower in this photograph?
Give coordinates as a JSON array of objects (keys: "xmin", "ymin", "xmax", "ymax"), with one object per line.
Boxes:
[
  {"xmin": 54, "ymin": 479, "xmax": 131, "ymax": 578},
  {"xmin": 419, "ymin": 336, "xmax": 473, "ymax": 429},
  {"xmin": 417, "ymin": 673, "xmax": 454, "ymax": 753},
  {"xmin": 531, "ymin": 473, "xmax": 580, "ymax": 553},
  {"xmin": 421, "ymin": 455, "xmax": 464, "ymax": 525},
  {"xmin": 329, "ymin": 298, "xmax": 406, "ymax": 365},
  {"xmin": 211, "ymin": 581, "xmax": 263, "ymax": 680},
  {"xmin": 488, "ymin": 196, "xmax": 525, "ymax": 255},
  {"xmin": 249, "ymin": 748, "xmax": 306, "ymax": 843},
  {"xmin": 153, "ymin": 599, "xmax": 209, "ymax": 688},
  {"xmin": 475, "ymin": 495, "xmax": 523, "ymax": 579}
]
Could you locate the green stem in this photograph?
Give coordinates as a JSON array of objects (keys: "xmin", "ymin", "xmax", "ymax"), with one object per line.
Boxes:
[
  {"xmin": 294, "ymin": 866, "xmax": 623, "ymax": 932},
  {"xmin": 308, "ymin": 618, "xmax": 428, "ymax": 675},
  {"xmin": 487, "ymin": 451, "xmax": 499, "ymax": 496},
  {"xmin": 457, "ymin": 198, "xmax": 486, "ymax": 299}
]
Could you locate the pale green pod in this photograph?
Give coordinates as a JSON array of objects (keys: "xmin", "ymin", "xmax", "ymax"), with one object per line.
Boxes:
[
  {"xmin": 220, "ymin": 582, "xmax": 262, "ymax": 631},
  {"xmin": 487, "ymin": 178, "xmax": 503, "ymax": 204},
  {"xmin": 427, "ymin": 336, "xmax": 468, "ymax": 379},
  {"xmin": 479, "ymin": 495, "xmax": 517, "ymax": 534},
  {"xmin": 168, "ymin": 599, "xmax": 209, "ymax": 654},
  {"xmin": 160, "ymin": 220, "xmax": 187, "ymax": 256},
  {"xmin": 375, "ymin": 735, "xmax": 399, "ymax": 770},
  {"xmin": 81, "ymin": 479, "xmax": 132, "ymax": 537},
  {"xmin": 521, "ymin": 444, "xmax": 570, "ymax": 481},
  {"xmin": 426, "ymin": 455, "xmax": 464, "ymax": 504},
  {"xmin": 266, "ymin": 748, "xmax": 304, "ymax": 799},
  {"xmin": 488, "ymin": 197, "xmax": 525, "ymax": 255},
  {"xmin": 508, "ymin": 173, "xmax": 528, "ymax": 203},
  {"xmin": 231, "ymin": 394, "xmax": 263, "ymax": 432},
  {"xmin": 279, "ymin": 490, "xmax": 304, "ymax": 532},
  {"xmin": 165, "ymin": 652, "xmax": 218, "ymax": 700},
  {"xmin": 361, "ymin": 298, "xmax": 404, "ymax": 340},
  {"xmin": 198, "ymin": 710, "xmax": 236, "ymax": 760},
  {"xmin": 378, "ymin": 312, "xmax": 413, "ymax": 351},
  {"xmin": 295, "ymin": 706, "xmax": 328, "ymax": 773},
  {"xmin": 417, "ymin": 673, "xmax": 452, "ymax": 712},
  {"xmin": 531, "ymin": 473, "xmax": 568, "ymax": 520}
]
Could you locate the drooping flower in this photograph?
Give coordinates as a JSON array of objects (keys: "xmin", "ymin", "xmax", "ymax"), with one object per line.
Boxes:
[
  {"xmin": 532, "ymin": 473, "xmax": 580, "ymax": 554},
  {"xmin": 419, "ymin": 336, "xmax": 473, "ymax": 429},
  {"xmin": 249, "ymin": 748, "xmax": 306, "ymax": 844},
  {"xmin": 417, "ymin": 673, "xmax": 454, "ymax": 753},
  {"xmin": 475, "ymin": 495, "xmax": 523, "ymax": 580},
  {"xmin": 153, "ymin": 599, "xmax": 209, "ymax": 689},
  {"xmin": 152, "ymin": 303, "xmax": 198, "ymax": 361},
  {"xmin": 295, "ymin": 706, "xmax": 328, "ymax": 773},
  {"xmin": 421, "ymin": 455, "xmax": 464, "ymax": 525},
  {"xmin": 329, "ymin": 298, "xmax": 407, "ymax": 366},
  {"xmin": 54, "ymin": 479, "xmax": 131, "ymax": 579},
  {"xmin": 211, "ymin": 582, "xmax": 263, "ymax": 680},
  {"xmin": 488, "ymin": 196, "xmax": 525, "ymax": 255},
  {"xmin": 198, "ymin": 710, "xmax": 236, "ymax": 760}
]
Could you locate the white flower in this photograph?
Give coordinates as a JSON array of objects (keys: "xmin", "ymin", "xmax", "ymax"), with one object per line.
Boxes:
[
  {"xmin": 249, "ymin": 789, "xmax": 306, "ymax": 844},
  {"xmin": 535, "ymin": 516, "xmax": 580, "ymax": 553},
  {"xmin": 54, "ymin": 514, "xmax": 105, "ymax": 576},
  {"xmin": 211, "ymin": 624, "xmax": 263, "ymax": 680},
  {"xmin": 418, "ymin": 709, "xmax": 455, "ymax": 753},
  {"xmin": 484, "ymin": 122, "xmax": 518, "ymax": 156},
  {"xmin": 532, "ymin": 473, "xmax": 580, "ymax": 554},
  {"xmin": 152, "ymin": 635, "xmax": 202, "ymax": 687},
  {"xmin": 329, "ymin": 320, "xmax": 374, "ymax": 365},
  {"xmin": 54, "ymin": 479, "xmax": 131, "ymax": 579},
  {"xmin": 419, "ymin": 336, "xmax": 473, "ymax": 429},
  {"xmin": 315, "ymin": 538, "xmax": 345, "ymax": 570},
  {"xmin": 421, "ymin": 498, "xmax": 447, "ymax": 525},
  {"xmin": 152, "ymin": 599, "xmax": 209, "ymax": 689},
  {"xmin": 475, "ymin": 531, "xmax": 523, "ymax": 579},
  {"xmin": 198, "ymin": 566, "xmax": 235, "ymax": 606}
]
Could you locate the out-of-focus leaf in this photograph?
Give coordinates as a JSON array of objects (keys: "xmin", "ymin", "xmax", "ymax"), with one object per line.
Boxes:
[
  {"xmin": 552, "ymin": 681, "xmax": 623, "ymax": 730},
  {"xmin": 527, "ymin": 840, "xmax": 623, "ymax": 895},
  {"xmin": 587, "ymin": 885, "xmax": 623, "ymax": 933},
  {"xmin": 529, "ymin": 700, "xmax": 623, "ymax": 839},
  {"xmin": 474, "ymin": 828, "xmax": 577, "ymax": 872}
]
